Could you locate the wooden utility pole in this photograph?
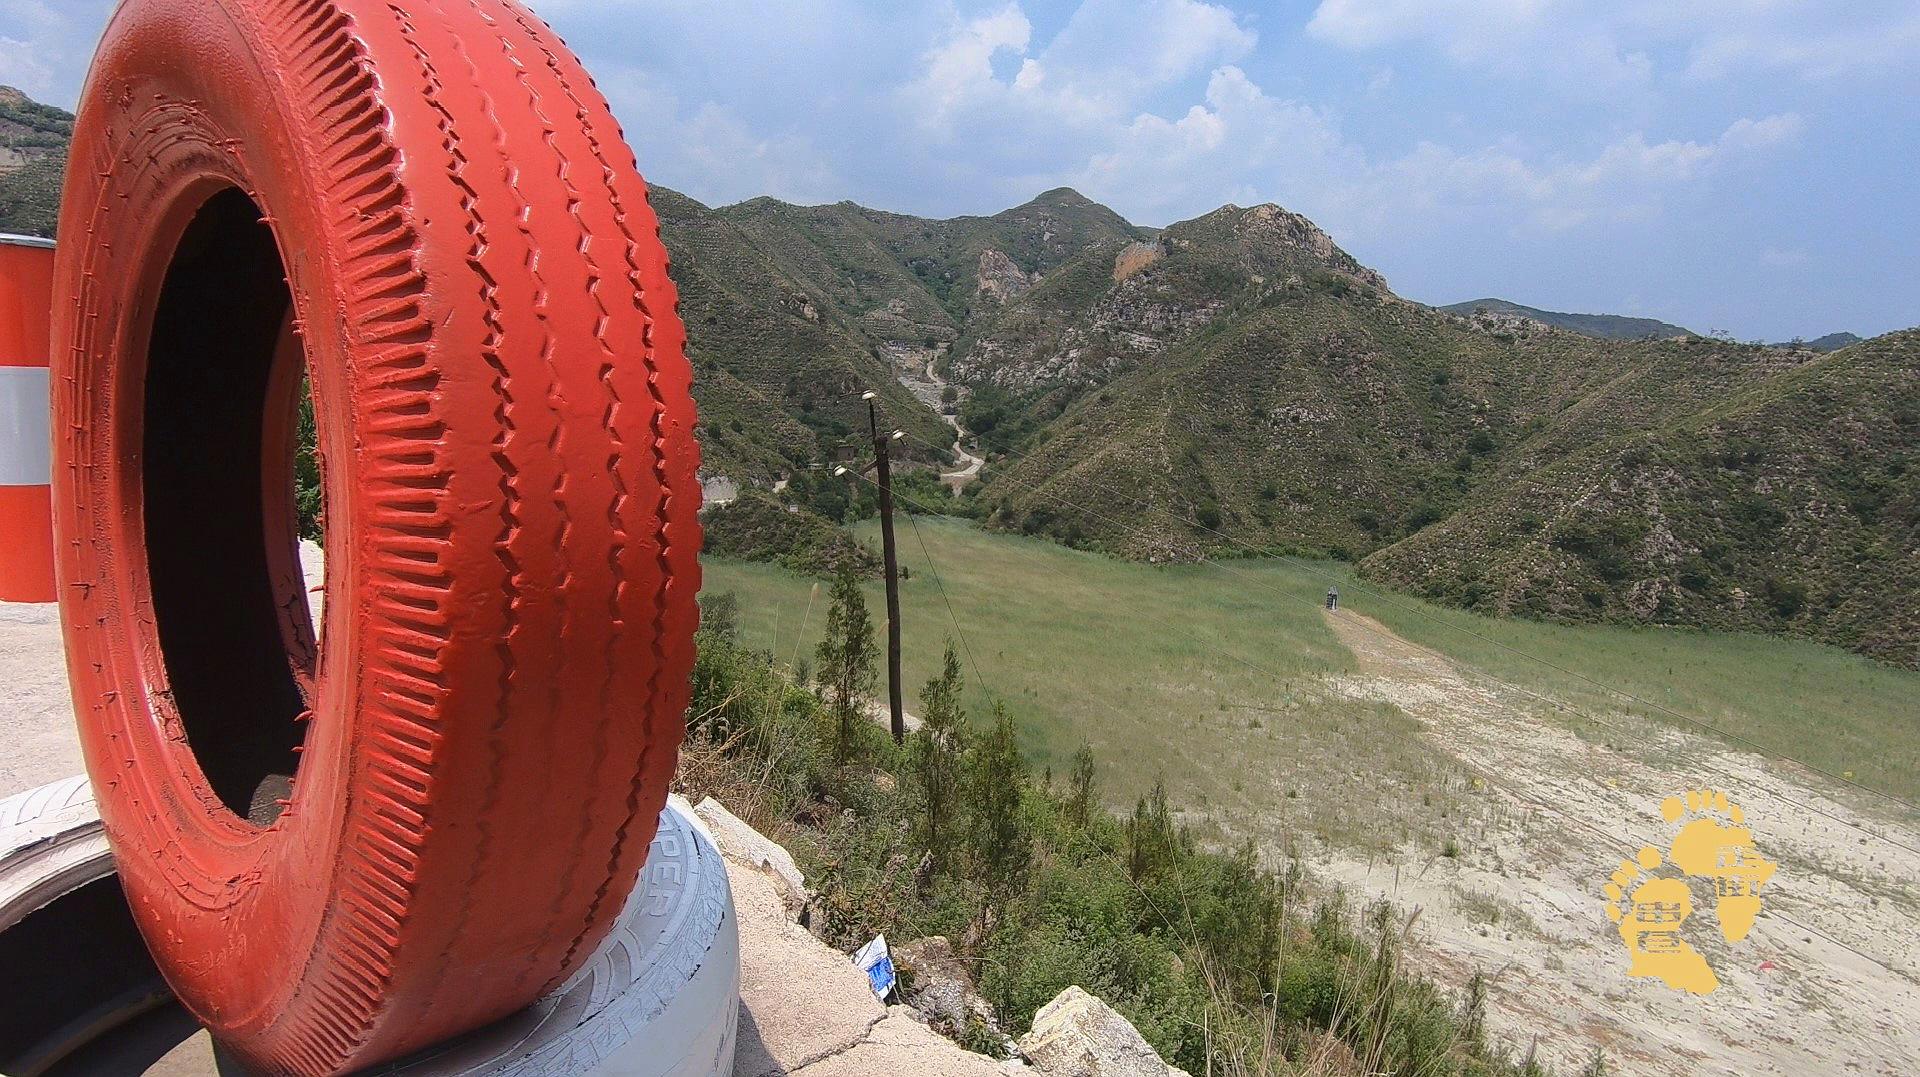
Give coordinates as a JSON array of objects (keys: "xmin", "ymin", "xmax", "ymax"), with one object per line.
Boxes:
[{"xmin": 865, "ymin": 392, "xmax": 905, "ymax": 744}]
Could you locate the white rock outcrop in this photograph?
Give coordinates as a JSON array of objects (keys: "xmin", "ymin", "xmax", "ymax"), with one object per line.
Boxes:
[{"xmin": 1016, "ymin": 987, "xmax": 1189, "ymax": 1077}]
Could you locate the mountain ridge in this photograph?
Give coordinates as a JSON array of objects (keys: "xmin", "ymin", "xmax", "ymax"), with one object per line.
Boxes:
[
  {"xmin": 0, "ymin": 86, "xmax": 1905, "ymax": 665},
  {"xmin": 1438, "ymin": 298, "xmax": 1694, "ymax": 341}
]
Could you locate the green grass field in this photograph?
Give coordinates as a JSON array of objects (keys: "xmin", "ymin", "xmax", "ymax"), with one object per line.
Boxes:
[
  {"xmin": 1360, "ymin": 584, "xmax": 1920, "ymax": 806},
  {"xmin": 702, "ymin": 516, "xmax": 1920, "ymax": 831}
]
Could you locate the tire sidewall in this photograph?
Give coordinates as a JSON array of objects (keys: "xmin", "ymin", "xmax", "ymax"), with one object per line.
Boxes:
[{"xmin": 52, "ymin": 0, "xmax": 360, "ymax": 1034}]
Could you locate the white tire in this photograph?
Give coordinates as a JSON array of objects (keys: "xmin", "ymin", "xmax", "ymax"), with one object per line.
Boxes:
[
  {"xmin": 0, "ymin": 780, "xmax": 740, "ymax": 1077},
  {"xmin": 0, "ymin": 775, "xmax": 110, "ymax": 931}
]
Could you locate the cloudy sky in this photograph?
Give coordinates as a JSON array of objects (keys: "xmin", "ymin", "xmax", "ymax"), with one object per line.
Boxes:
[{"xmin": 3, "ymin": 1, "xmax": 1915, "ymax": 340}]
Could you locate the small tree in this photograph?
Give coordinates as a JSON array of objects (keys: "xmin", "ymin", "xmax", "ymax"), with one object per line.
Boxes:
[
  {"xmin": 1066, "ymin": 742, "xmax": 1097, "ymax": 827},
  {"xmin": 967, "ymin": 701, "xmax": 1029, "ymax": 891},
  {"xmin": 1126, "ymin": 780, "xmax": 1176, "ymax": 882},
  {"xmin": 911, "ymin": 643, "xmax": 968, "ymax": 870},
  {"xmin": 815, "ymin": 567, "xmax": 876, "ymax": 763},
  {"xmin": 697, "ymin": 590, "xmax": 740, "ymax": 644}
]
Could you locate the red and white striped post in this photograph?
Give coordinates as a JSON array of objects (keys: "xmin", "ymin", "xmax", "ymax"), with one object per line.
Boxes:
[{"xmin": 0, "ymin": 233, "xmax": 56, "ymax": 603}]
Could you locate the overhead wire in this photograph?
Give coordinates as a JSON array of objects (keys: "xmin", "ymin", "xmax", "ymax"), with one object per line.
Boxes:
[
  {"xmin": 714, "ymin": 360, "xmax": 1912, "ymax": 856},
  {"xmin": 915, "ymin": 444, "xmax": 1920, "ymax": 861},
  {"xmin": 900, "ymin": 501, "xmax": 995, "ymax": 706},
  {"xmin": 708, "ymin": 369, "xmax": 1915, "ymax": 969},
  {"xmin": 845, "ymin": 468, "xmax": 1913, "ymax": 979},
  {"xmin": 896, "ymin": 423, "xmax": 1920, "ymax": 818}
]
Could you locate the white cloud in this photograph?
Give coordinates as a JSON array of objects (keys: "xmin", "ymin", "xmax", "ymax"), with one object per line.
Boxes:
[
  {"xmin": 594, "ymin": 66, "xmax": 843, "ymax": 208},
  {"xmin": 1067, "ymin": 63, "xmax": 1802, "ymax": 237},
  {"xmin": 1038, "ymin": 0, "xmax": 1255, "ymax": 105},
  {"xmin": 915, "ymin": 5, "xmax": 1035, "ymax": 119},
  {"xmin": 1307, "ymin": 0, "xmax": 1920, "ymax": 89},
  {"xmin": 0, "ymin": 34, "xmax": 54, "ymax": 98},
  {"xmin": 1373, "ymin": 113, "xmax": 1804, "ymax": 231},
  {"xmin": 0, "ymin": 0, "xmax": 113, "ymax": 104},
  {"xmin": 1307, "ymin": 0, "xmax": 1654, "ymax": 93},
  {"xmin": 906, "ymin": 0, "xmax": 1253, "ymax": 135},
  {"xmin": 1684, "ymin": 14, "xmax": 1920, "ymax": 81}
]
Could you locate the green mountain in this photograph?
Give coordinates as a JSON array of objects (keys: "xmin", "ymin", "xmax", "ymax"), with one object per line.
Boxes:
[
  {"xmin": 0, "ymin": 87, "xmax": 72, "ymax": 237},
  {"xmin": 651, "ymin": 185, "xmax": 1149, "ymax": 482},
  {"xmin": 1798, "ymin": 331, "xmax": 1864, "ymax": 352},
  {"xmin": 647, "ymin": 186, "xmax": 955, "ymax": 480},
  {"xmin": 1, "ymin": 83, "xmax": 1905, "ymax": 665},
  {"xmin": 1362, "ymin": 330, "xmax": 1918, "ymax": 667},
  {"xmin": 1438, "ymin": 298, "xmax": 1694, "ymax": 341},
  {"xmin": 923, "ymin": 201, "xmax": 1913, "ymax": 667}
]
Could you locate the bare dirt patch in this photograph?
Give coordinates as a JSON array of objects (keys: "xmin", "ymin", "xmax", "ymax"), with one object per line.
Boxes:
[{"xmin": 1295, "ymin": 608, "xmax": 1920, "ymax": 1075}]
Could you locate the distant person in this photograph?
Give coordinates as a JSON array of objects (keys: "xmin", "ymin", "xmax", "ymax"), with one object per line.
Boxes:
[{"xmin": 1326, "ymin": 586, "xmax": 1339, "ymax": 611}]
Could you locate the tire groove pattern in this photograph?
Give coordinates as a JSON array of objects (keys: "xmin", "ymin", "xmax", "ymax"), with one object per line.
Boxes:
[
  {"xmin": 498, "ymin": 1, "xmax": 697, "ymax": 985},
  {"xmin": 383, "ymin": 4, "xmax": 558, "ymax": 1035},
  {"xmin": 457, "ymin": 0, "xmax": 627, "ymax": 997},
  {"xmin": 245, "ymin": 1, "xmax": 457, "ymax": 1071}
]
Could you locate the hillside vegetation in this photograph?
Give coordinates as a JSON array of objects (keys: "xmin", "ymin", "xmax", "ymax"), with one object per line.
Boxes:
[
  {"xmin": 686, "ymin": 589, "xmax": 1579, "ymax": 1077},
  {"xmin": 1364, "ymin": 330, "xmax": 1920, "ymax": 666},
  {"xmin": 707, "ymin": 516, "xmax": 1920, "ymax": 811},
  {"xmin": 0, "ymin": 87, "xmax": 71, "ymax": 237},
  {"xmin": 0, "ymin": 82, "xmax": 1902, "ymax": 665},
  {"xmin": 650, "ymin": 185, "xmax": 1144, "ymax": 482},
  {"xmin": 896, "ymin": 197, "xmax": 1914, "ymax": 666}
]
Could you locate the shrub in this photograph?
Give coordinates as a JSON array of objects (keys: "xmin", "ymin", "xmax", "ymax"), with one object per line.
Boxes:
[
  {"xmin": 702, "ymin": 492, "xmax": 881, "ymax": 578},
  {"xmin": 912, "ymin": 644, "xmax": 969, "ymax": 869},
  {"xmin": 685, "ymin": 628, "xmax": 1547, "ymax": 1077}
]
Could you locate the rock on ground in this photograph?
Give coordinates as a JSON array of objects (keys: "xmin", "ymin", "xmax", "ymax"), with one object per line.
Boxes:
[
  {"xmin": 895, "ymin": 935, "xmax": 1009, "ymax": 1050},
  {"xmin": 1016, "ymin": 987, "xmax": 1189, "ymax": 1077}
]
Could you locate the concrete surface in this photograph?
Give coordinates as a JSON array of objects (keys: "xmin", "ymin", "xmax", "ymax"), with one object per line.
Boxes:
[
  {"xmin": 695, "ymin": 797, "xmax": 807, "ymax": 913},
  {"xmin": 0, "ymin": 541, "xmax": 322, "ymax": 800},
  {"xmin": 0, "ymin": 600, "xmax": 81, "ymax": 797}
]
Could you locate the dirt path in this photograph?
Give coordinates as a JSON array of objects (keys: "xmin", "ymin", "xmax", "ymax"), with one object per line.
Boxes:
[
  {"xmin": 1308, "ymin": 608, "xmax": 1920, "ymax": 1075},
  {"xmin": 885, "ymin": 343, "xmax": 982, "ymax": 493},
  {"xmin": 924, "ymin": 356, "xmax": 984, "ymax": 489}
]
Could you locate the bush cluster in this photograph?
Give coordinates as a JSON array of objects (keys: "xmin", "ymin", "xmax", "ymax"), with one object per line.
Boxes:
[
  {"xmin": 681, "ymin": 592, "xmax": 1568, "ymax": 1076},
  {"xmin": 700, "ymin": 492, "xmax": 881, "ymax": 579}
]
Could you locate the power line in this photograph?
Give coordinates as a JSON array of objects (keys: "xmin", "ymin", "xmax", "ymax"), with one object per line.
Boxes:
[
  {"xmin": 845, "ymin": 468, "xmax": 1306, "ymax": 700},
  {"xmin": 899, "ymin": 503, "xmax": 995, "ymax": 707},
  {"xmin": 931, "ymin": 453, "xmax": 1920, "ymax": 861},
  {"xmin": 733, "ymin": 377, "xmax": 1915, "ymax": 960},
  {"xmin": 848, "ymin": 472, "xmax": 1913, "ymax": 979},
  {"xmin": 899, "ymin": 425, "xmax": 1920, "ymax": 818}
]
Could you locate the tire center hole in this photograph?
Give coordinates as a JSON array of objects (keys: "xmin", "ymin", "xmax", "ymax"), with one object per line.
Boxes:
[{"xmin": 142, "ymin": 187, "xmax": 316, "ymax": 827}]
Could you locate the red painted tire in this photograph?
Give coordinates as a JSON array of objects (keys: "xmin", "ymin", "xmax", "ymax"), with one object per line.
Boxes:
[{"xmin": 49, "ymin": 1, "xmax": 701, "ymax": 1073}]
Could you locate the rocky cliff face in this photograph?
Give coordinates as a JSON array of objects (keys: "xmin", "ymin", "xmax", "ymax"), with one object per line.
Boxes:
[{"xmin": 976, "ymin": 248, "xmax": 1039, "ymax": 305}]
